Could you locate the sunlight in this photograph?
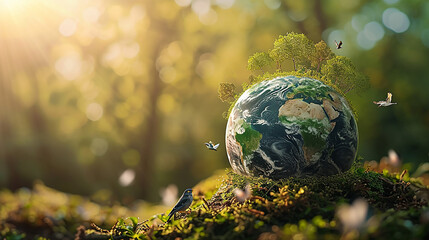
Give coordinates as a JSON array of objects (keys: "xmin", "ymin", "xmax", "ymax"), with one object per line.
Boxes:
[{"xmin": 0, "ymin": 0, "xmax": 28, "ymax": 11}]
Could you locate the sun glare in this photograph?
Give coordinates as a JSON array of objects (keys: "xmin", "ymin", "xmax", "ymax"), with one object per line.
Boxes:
[
  {"xmin": 0, "ymin": 0, "xmax": 28, "ymax": 12},
  {"xmin": 0, "ymin": 0, "xmax": 73, "ymax": 90}
]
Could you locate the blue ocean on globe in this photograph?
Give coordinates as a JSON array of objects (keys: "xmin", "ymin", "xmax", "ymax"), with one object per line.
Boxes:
[{"xmin": 225, "ymin": 76, "xmax": 358, "ymax": 179}]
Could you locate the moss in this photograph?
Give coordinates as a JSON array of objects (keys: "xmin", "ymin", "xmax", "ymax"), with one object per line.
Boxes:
[
  {"xmin": 235, "ymin": 122, "xmax": 263, "ymax": 158},
  {"xmin": 2, "ymin": 165, "xmax": 428, "ymax": 240},
  {"xmin": 87, "ymin": 165, "xmax": 428, "ymax": 240},
  {"xmin": 143, "ymin": 168, "xmax": 429, "ymax": 239}
]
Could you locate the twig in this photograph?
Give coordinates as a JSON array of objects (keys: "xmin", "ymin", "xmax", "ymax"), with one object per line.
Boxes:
[
  {"xmin": 246, "ymin": 208, "xmax": 265, "ymax": 216},
  {"xmin": 400, "ymin": 170, "xmax": 407, "ymax": 182},
  {"xmin": 202, "ymin": 197, "xmax": 211, "ymax": 210},
  {"xmin": 90, "ymin": 223, "xmax": 109, "ymax": 234}
]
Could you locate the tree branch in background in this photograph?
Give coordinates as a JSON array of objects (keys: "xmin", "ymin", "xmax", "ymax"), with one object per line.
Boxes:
[
  {"xmin": 314, "ymin": 0, "xmax": 327, "ymax": 36},
  {"xmin": 218, "ymin": 83, "xmax": 236, "ymax": 103}
]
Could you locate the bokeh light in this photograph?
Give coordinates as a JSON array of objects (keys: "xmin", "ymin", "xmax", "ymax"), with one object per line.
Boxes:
[
  {"xmin": 192, "ymin": 0, "xmax": 211, "ymax": 15},
  {"xmin": 351, "ymin": 14, "xmax": 368, "ymax": 32},
  {"xmin": 175, "ymin": 0, "xmax": 192, "ymax": 7},
  {"xmin": 59, "ymin": 18, "xmax": 77, "ymax": 37},
  {"xmin": 159, "ymin": 184, "xmax": 178, "ymax": 206},
  {"xmin": 199, "ymin": 9, "xmax": 218, "ymax": 25},
  {"xmin": 356, "ymin": 21, "xmax": 384, "ymax": 50},
  {"xmin": 119, "ymin": 169, "xmax": 135, "ymax": 187},
  {"xmin": 86, "ymin": 103, "xmax": 103, "ymax": 121},
  {"xmin": 383, "ymin": 0, "xmax": 399, "ymax": 5},
  {"xmin": 363, "ymin": 21, "xmax": 384, "ymax": 42},
  {"xmin": 357, "ymin": 32, "xmax": 375, "ymax": 50},
  {"xmin": 90, "ymin": 138, "xmax": 109, "ymax": 156},
  {"xmin": 55, "ymin": 53, "xmax": 82, "ymax": 80},
  {"xmin": 382, "ymin": 8, "xmax": 410, "ymax": 33},
  {"xmin": 215, "ymin": 0, "xmax": 235, "ymax": 9},
  {"xmin": 264, "ymin": 0, "xmax": 281, "ymax": 10},
  {"xmin": 82, "ymin": 7, "xmax": 101, "ymax": 23}
]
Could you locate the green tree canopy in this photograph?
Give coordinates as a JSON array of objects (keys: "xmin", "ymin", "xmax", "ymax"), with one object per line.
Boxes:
[
  {"xmin": 269, "ymin": 33, "xmax": 315, "ymax": 71},
  {"xmin": 321, "ymin": 56, "xmax": 370, "ymax": 94},
  {"xmin": 311, "ymin": 40, "xmax": 335, "ymax": 72},
  {"xmin": 247, "ymin": 52, "xmax": 273, "ymax": 72},
  {"xmin": 245, "ymin": 33, "xmax": 368, "ymax": 97}
]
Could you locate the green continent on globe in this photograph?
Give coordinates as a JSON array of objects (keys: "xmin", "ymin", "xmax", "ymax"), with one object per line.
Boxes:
[
  {"xmin": 235, "ymin": 122, "xmax": 262, "ymax": 159},
  {"xmin": 225, "ymin": 76, "xmax": 358, "ymax": 179}
]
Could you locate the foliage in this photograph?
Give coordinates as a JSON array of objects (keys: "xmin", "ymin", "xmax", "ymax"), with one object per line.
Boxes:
[
  {"xmin": 220, "ymin": 32, "xmax": 368, "ymax": 120},
  {"xmin": 1, "ymin": 162, "xmax": 428, "ymax": 239},
  {"xmin": 269, "ymin": 33, "xmax": 315, "ymax": 71},
  {"xmin": 2, "ymin": 0, "xmax": 429, "ymax": 204},
  {"xmin": 80, "ymin": 164, "xmax": 428, "ymax": 240},
  {"xmin": 218, "ymin": 83, "xmax": 236, "ymax": 103},
  {"xmin": 321, "ymin": 56, "xmax": 370, "ymax": 94},
  {"xmin": 247, "ymin": 52, "xmax": 274, "ymax": 72},
  {"xmin": 311, "ymin": 40, "xmax": 335, "ymax": 72},
  {"xmin": 245, "ymin": 32, "xmax": 369, "ymax": 95}
]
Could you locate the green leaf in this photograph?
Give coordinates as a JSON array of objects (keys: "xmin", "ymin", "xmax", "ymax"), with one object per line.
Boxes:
[{"xmin": 129, "ymin": 216, "xmax": 139, "ymax": 229}]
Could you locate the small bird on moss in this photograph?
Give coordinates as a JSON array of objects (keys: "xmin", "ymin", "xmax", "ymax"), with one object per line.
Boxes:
[
  {"xmin": 166, "ymin": 188, "xmax": 193, "ymax": 223},
  {"xmin": 205, "ymin": 141, "xmax": 220, "ymax": 151},
  {"xmin": 373, "ymin": 92, "xmax": 397, "ymax": 107}
]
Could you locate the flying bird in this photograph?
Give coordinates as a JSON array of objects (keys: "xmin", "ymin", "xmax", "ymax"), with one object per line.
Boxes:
[
  {"xmin": 373, "ymin": 92, "xmax": 397, "ymax": 107},
  {"xmin": 205, "ymin": 141, "xmax": 220, "ymax": 151},
  {"xmin": 335, "ymin": 40, "xmax": 343, "ymax": 49},
  {"xmin": 166, "ymin": 188, "xmax": 193, "ymax": 223}
]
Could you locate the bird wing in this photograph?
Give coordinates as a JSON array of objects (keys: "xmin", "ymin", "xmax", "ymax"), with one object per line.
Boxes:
[
  {"xmin": 373, "ymin": 101, "xmax": 383, "ymax": 105},
  {"xmin": 168, "ymin": 196, "xmax": 192, "ymax": 217},
  {"xmin": 205, "ymin": 143, "xmax": 211, "ymax": 148},
  {"xmin": 213, "ymin": 143, "xmax": 220, "ymax": 149},
  {"xmin": 386, "ymin": 93, "xmax": 392, "ymax": 103}
]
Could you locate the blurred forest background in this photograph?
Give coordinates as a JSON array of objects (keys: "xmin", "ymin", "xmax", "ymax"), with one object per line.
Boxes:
[{"xmin": 0, "ymin": 0, "xmax": 428, "ymax": 204}]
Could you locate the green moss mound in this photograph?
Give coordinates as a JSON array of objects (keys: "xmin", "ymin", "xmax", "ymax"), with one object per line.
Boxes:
[
  {"xmin": 1, "ymin": 167, "xmax": 428, "ymax": 240},
  {"xmin": 81, "ymin": 166, "xmax": 428, "ymax": 240}
]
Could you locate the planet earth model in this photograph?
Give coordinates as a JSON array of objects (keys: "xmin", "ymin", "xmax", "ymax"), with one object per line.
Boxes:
[{"xmin": 225, "ymin": 76, "xmax": 358, "ymax": 179}]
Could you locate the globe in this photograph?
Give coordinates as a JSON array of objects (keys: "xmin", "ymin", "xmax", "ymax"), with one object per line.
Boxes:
[{"xmin": 225, "ymin": 76, "xmax": 358, "ymax": 179}]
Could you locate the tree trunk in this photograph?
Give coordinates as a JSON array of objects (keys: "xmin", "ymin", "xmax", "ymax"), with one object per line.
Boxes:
[
  {"xmin": 0, "ymin": 71, "xmax": 24, "ymax": 189},
  {"xmin": 136, "ymin": 50, "xmax": 163, "ymax": 199},
  {"xmin": 314, "ymin": 0, "xmax": 327, "ymax": 36}
]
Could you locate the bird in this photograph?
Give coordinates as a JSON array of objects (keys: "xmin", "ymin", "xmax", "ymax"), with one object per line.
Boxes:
[
  {"xmin": 205, "ymin": 141, "xmax": 220, "ymax": 151},
  {"xmin": 335, "ymin": 40, "xmax": 343, "ymax": 49},
  {"xmin": 166, "ymin": 188, "xmax": 193, "ymax": 223},
  {"xmin": 373, "ymin": 92, "xmax": 397, "ymax": 107}
]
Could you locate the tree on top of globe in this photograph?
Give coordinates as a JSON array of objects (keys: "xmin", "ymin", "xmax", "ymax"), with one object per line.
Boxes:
[
  {"xmin": 219, "ymin": 32, "xmax": 369, "ymax": 104},
  {"xmin": 221, "ymin": 33, "xmax": 365, "ymax": 179}
]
